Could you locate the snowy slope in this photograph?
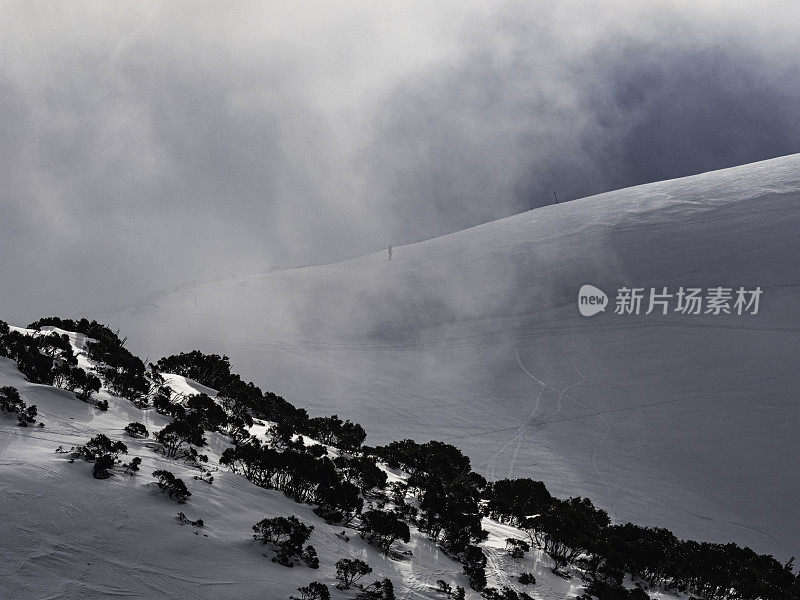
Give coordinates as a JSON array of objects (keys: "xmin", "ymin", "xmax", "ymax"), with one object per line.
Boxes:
[
  {"xmin": 1, "ymin": 357, "xmax": 462, "ymax": 599},
  {"xmin": 0, "ymin": 334, "xmax": 654, "ymax": 600},
  {"xmin": 105, "ymin": 154, "xmax": 800, "ymax": 561}
]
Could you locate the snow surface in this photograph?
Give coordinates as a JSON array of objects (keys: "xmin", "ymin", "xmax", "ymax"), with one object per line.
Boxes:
[
  {"xmin": 93, "ymin": 154, "xmax": 799, "ymax": 563},
  {"xmin": 0, "ymin": 334, "xmax": 664, "ymax": 600}
]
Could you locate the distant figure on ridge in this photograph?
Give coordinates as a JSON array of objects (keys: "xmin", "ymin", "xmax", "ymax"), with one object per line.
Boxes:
[{"xmin": 387, "ymin": 245, "xmax": 393, "ymax": 260}]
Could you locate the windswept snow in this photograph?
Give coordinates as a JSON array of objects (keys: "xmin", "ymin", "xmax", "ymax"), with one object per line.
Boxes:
[{"xmin": 98, "ymin": 153, "xmax": 800, "ymax": 562}]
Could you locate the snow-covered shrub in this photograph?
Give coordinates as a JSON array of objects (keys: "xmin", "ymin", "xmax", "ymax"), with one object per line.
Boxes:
[
  {"xmin": 152, "ymin": 469, "xmax": 191, "ymax": 503},
  {"xmin": 0, "ymin": 385, "xmax": 38, "ymax": 426},
  {"xmin": 185, "ymin": 393, "xmax": 228, "ymax": 432},
  {"xmin": 1, "ymin": 386, "xmax": 24, "ymax": 414},
  {"xmin": 102, "ymin": 366, "xmax": 149, "ymax": 402},
  {"xmin": 290, "ymin": 581, "xmax": 330, "ymax": 600},
  {"xmin": 124, "ymin": 422, "xmax": 149, "ymax": 438},
  {"xmin": 22, "ymin": 318, "xmax": 150, "ymax": 404},
  {"xmin": 92, "ymin": 454, "xmax": 116, "ymax": 479},
  {"xmin": 435, "ymin": 583, "xmax": 463, "ymax": 600},
  {"xmin": 333, "ymin": 454, "xmax": 387, "ymax": 492},
  {"xmin": 27, "ymin": 317, "xmax": 116, "ymax": 344},
  {"xmin": 1, "ymin": 331, "xmax": 56, "ymax": 384},
  {"xmin": 74, "ymin": 434, "xmax": 128, "ymax": 478},
  {"xmin": 222, "ymin": 439, "xmax": 351, "ymax": 507},
  {"xmin": 370, "ymin": 439, "xmax": 485, "ymax": 554},
  {"xmin": 505, "ymin": 538, "xmax": 530, "ymax": 558},
  {"xmin": 435, "ymin": 580, "xmax": 452, "ymax": 595},
  {"xmin": 193, "ymin": 470, "xmax": 214, "ymax": 485},
  {"xmin": 522, "ymin": 497, "xmax": 609, "ymax": 571},
  {"xmin": 355, "ymin": 578, "xmax": 396, "ymax": 600},
  {"xmin": 76, "ymin": 434, "xmax": 128, "ymax": 461},
  {"xmin": 53, "ymin": 364, "xmax": 101, "ymax": 401},
  {"xmin": 334, "ymin": 557, "xmax": 372, "ymax": 590},
  {"xmin": 282, "ymin": 434, "xmax": 328, "ymax": 457},
  {"xmin": 265, "ymin": 421, "xmax": 294, "ymax": 448},
  {"xmin": 122, "ymin": 457, "xmax": 142, "ymax": 475},
  {"xmin": 73, "ymin": 323, "xmax": 148, "ymax": 403},
  {"xmin": 300, "ymin": 545, "xmax": 319, "ymax": 568},
  {"xmin": 156, "ymin": 350, "xmax": 315, "ymax": 438},
  {"xmin": 517, "ymin": 572, "xmax": 535, "ymax": 585},
  {"xmin": 481, "ymin": 586, "xmax": 534, "ymax": 600},
  {"xmin": 484, "ymin": 478, "xmax": 552, "ymax": 525},
  {"xmin": 156, "ymin": 350, "xmax": 233, "ymax": 390},
  {"xmin": 252, "ymin": 515, "xmax": 314, "ymax": 566},
  {"xmin": 358, "ymin": 509, "xmax": 410, "ymax": 556},
  {"xmin": 304, "ymin": 414, "xmax": 366, "ymax": 451},
  {"xmin": 155, "ymin": 417, "xmax": 206, "ymax": 460},
  {"xmin": 314, "ymin": 480, "xmax": 363, "ymax": 524},
  {"xmin": 38, "ymin": 332, "xmax": 75, "ymax": 362},
  {"xmin": 253, "ymin": 515, "xmax": 313, "ymax": 547},
  {"xmin": 463, "ymin": 545, "xmax": 487, "ymax": 592},
  {"xmin": 584, "ymin": 580, "xmax": 650, "ymax": 600},
  {"xmin": 152, "ymin": 387, "xmax": 182, "ymax": 417},
  {"xmin": 176, "ymin": 512, "xmax": 204, "ymax": 527}
]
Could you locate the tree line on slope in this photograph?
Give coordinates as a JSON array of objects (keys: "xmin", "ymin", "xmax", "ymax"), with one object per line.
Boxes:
[
  {"xmin": 1, "ymin": 316, "xmax": 797, "ymax": 600},
  {"xmin": 0, "ymin": 320, "xmax": 103, "ymax": 407},
  {"xmin": 155, "ymin": 345, "xmax": 800, "ymax": 600}
]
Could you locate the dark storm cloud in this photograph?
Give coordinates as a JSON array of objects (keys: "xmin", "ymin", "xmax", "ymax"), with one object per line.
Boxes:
[
  {"xmin": 1, "ymin": 1, "xmax": 799, "ymax": 323},
  {"xmin": 580, "ymin": 42, "xmax": 800, "ymax": 188},
  {"xmin": 365, "ymin": 4, "xmax": 800, "ymax": 243}
]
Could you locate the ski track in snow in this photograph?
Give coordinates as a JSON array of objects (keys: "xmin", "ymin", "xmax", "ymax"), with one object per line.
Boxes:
[{"xmin": 507, "ymin": 349, "xmax": 782, "ymax": 547}]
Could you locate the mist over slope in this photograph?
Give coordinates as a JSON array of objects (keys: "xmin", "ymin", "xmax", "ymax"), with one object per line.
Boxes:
[{"xmin": 108, "ymin": 154, "xmax": 800, "ymax": 561}]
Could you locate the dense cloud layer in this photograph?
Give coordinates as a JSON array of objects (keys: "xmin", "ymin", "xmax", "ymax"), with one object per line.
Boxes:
[{"xmin": 1, "ymin": 1, "xmax": 799, "ymax": 322}]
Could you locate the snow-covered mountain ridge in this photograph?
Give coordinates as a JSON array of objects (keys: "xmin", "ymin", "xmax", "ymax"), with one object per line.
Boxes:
[{"xmin": 104, "ymin": 154, "xmax": 800, "ymax": 562}]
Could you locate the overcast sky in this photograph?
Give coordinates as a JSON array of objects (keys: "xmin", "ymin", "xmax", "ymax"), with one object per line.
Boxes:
[{"xmin": 2, "ymin": 0, "xmax": 800, "ymax": 323}]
